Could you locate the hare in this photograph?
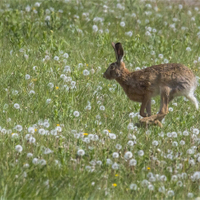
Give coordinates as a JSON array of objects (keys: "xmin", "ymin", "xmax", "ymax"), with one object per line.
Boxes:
[{"xmin": 103, "ymin": 42, "xmax": 198, "ymax": 124}]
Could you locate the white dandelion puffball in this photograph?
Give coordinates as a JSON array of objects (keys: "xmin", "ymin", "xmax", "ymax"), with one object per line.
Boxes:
[
  {"xmin": 14, "ymin": 103, "xmax": 20, "ymax": 109},
  {"xmin": 73, "ymin": 111, "xmax": 80, "ymax": 117},
  {"xmin": 112, "ymin": 152, "xmax": 119, "ymax": 158},
  {"xmin": 83, "ymin": 69, "xmax": 90, "ymax": 76},
  {"xmin": 124, "ymin": 151, "xmax": 133, "ymax": 160},
  {"xmin": 15, "ymin": 145, "xmax": 23, "ymax": 152},
  {"xmin": 129, "ymin": 159, "xmax": 137, "ymax": 166},
  {"xmin": 92, "ymin": 25, "xmax": 98, "ymax": 32},
  {"xmin": 77, "ymin": 149, "xmax": 85, "ymax": 156},
  {"xmin": 120, "ymin": 21, "xmax": 125, "ymax": 27},
  {"xmin": 138, "ymin": 150, "xmax": 144, "ymax": 156},
  {"xmin": 25, "ymin": 74, "xmax": 31, "ymax": 80}
]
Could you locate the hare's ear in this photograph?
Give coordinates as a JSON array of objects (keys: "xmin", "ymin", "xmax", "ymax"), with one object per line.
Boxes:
[
  {"xmin": 115, "ymin": 42, "xmax": 124, "ymax": 63},
  {"xmin": 111, "ymin": 42, "xmax": 118, "ymax": 61}
]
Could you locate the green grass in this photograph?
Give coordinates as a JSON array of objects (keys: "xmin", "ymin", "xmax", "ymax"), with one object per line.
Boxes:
[{"xmin": 0, "ymin": 0, "xmax": 200, "ymax": 199}]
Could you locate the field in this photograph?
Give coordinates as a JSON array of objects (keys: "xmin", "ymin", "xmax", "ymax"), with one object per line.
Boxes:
[{"xmin": 0, "ymin": 0, "xmax": 200, "ymax": 199}]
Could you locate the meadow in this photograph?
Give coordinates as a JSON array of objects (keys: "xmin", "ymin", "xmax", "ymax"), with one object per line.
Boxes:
[{"xmin": 0, "ymin": 0, "xmax": 200, "ymax": 199}]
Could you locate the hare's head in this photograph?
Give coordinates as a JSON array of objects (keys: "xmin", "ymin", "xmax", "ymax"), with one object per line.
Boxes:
[{"xmin": 103, "ymin": 42, "xmax": 125, "ymax": 80}]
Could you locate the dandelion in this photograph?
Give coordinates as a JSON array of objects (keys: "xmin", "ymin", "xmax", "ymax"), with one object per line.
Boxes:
[
  {"xmin": 129, "ymin": 159, "xmax": 137, "ymax": 166},
  {"xmin": 152, "ymin": 140, "xmax": 158, "ymax": 146},
  {"xmin": 83, "ymin": 69, "xmax": 90, "ymax": 76},
  {"xmin": 120, "ymin": 21, "xmax": 125, "ymax": 27},
  {"xmin": 14, "ymin": 103, "xmax": 20, "ymax": 109},
  {"xmin": 28, "ymin": 127, "xmax": 35, "ymax": 134},
  {"xmin": 99, "ymin": 105, "xmax": 105, "ymax": 111},
  {"xmin": 112, "ymin": 162, "xmax": 119, "ymax": 170},
  {"xmin": 115, "ymin": 144, "xmax": 122, "ymax": 150},
  {"xmin": 15, "ymin": 145, "xmax": 23, "ymax": 152},
  {"xmin": 73, "ymin": 111, "xmax": 80, "ymax": 117},
  {"xmin": 188, "ymin": 193, "xmax": 194, "ymax": 198},
  {"xmin": 43, "ymin": 148, "xmax": 53, "ymax": 154},
  {"xmin": 106, "ymin": 159, "xmax": 113, "ymax": 165},
  {"xmin": 32, "ymin": 158, "xmax": 39, "ymax": 165},
  {"xmin": 92, "ymin": 25, "xmax": 98, "ymax": 32},
  {"xmin": 193, "ymin": 128, "xmax": 199, "ymax": 135},
  {"xmin": 130, "ymin": 183, "xmax": 137, "ymax": 190},
  {"xmin": 25, "ymin": 74, "xmax": 31, "ymax": 80},
  {"xmin": 46, "ymin": 99, "xmax": 51, "ymax": 104},
  {"xmin": 148, "ymin": 184, "xmax": 154, "ymax": 191},
  {"xmin": 138, "ymin": 150, "xmax": 144, "ymax": 156},
  {"xmin": 54, "ymin": 56, "xmax": 59, "ymax": 61},
  {"xmin": 158, "ymin": 186, "xmax": 165, "ymax": 193},
  {"xmin": 183, "ymin": 130, "xmax": 189, "ymax": 136},
  {"xmin": 167, "ymin": 190, "xmax": 174, "ymax": 197},
  {"xmin": 124, "ymin": 151, "xmax": 133, "ymax": 160},
  {"xmin": 186, "ymin": 47, "xmax": 191, "ymax": 51},
  {"xmin": 109, "ymin": 133, "xmax": 116, "ymax": 139},
  {"xmin": 112, "ymin": 152, "xmax": 119, "ymax": 158},
  {"xmin": 169, "ymin": 107, "xmax": 173, "ymax": 112},
  {"xmin": 27, "ymin": 153, "xmax": 33, "ymax": 158},
  {"xmin": 39, "ymin": 159, "xmax": 47, "ymax": 166},
  {"xmin": 112, "ymin": 183, "xmax": 117, "ymax": 187}
]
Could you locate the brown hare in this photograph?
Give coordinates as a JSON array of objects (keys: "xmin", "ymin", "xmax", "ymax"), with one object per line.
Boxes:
[{"xmin": 103, "ymin": 42, "xmax": 198, "ymax": 125}]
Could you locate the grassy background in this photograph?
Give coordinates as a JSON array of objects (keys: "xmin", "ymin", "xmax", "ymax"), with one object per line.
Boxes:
[{"xmin": 0, "ymin": 0, "xmax": 200, "ymax": 199}]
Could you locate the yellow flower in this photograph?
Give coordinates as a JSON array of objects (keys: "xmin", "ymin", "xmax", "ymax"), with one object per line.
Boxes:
[
  {"xmin": 112, "ymin": 183, "xmax": 117, "ymax": 187},
  {"xmin": 86, "ymin": 64, "xmax": 88, "ymax": 66},
  {"xmin": 115, "ymin": 174, "xmax": 119, "ymax": 177},
  {"xmin": 35, "ymin": 129, "xmax": 37, "ymax": 132},
  {"xmin": 108, "ymin": 130, "xmax": 111, "ymax": 133},
  {"xmin": 147, "ymin": 167, "xmax": 150, "ymax": 170},
  {"xmin": 56, "ymin": 86, "xmax": 59, "ymax": 90},
  {"xmin": 84, "ymin": 133, "xmax": 88, "ymax": 136},
  {"xmin": 32, "ymin": 78, "xmax": 37, "ymax": 82},
  {"xmin": 57, "ymin": 124, "xmax": 60, "ymax": 126}
]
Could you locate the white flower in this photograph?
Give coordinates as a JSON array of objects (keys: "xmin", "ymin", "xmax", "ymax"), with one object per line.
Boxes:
[
  {"xmin": 39, "ymin": 128, "xmax": 46, "ymax": 135},
  {"xmin": 124, "ymin": 151, "xmax": 133, "ymax": 160},
  {"xmin": 43, "ymin": 148, "xmax": 53, "ymax": 154},
  {"xmin": 28, "ymin": 127, "xmax": 35, "ymax": 134},
  {"xmin": 183, "ymin": 130, "xmax": 189, "ymax": 136},
  {"xmin": 186, "ymin": 47, "xmax": 191, "ymax": 51},
  {"xmin": 120, "ymin": 21, "xmax": 125, "ymax": 27},
  {"xmin": 169, "ymin": 107, "xmax": 173, "ymax": 112},
  {"xmin": 158, "ymin": 54, "xmax": 163, "ymax": 59},
  {"xmin": 15, "ymin": 125, "xmax": 23, "ymax": 132},
  {"xmin": 28, "ymin": 136, "xmax": 36, "ymax": 143},
  {"xmin": 112, "ymin": 162, "xmax": 119, "ymax": 170},
  {"xmin": 115, "ymin": 144, "xmax": 122, "ymax": 150},
  {"xmin": 112, "ymin": 152, "xmax": 119, "ymax": 158},
  {"xmin": 73, "ymin": 111, "xmax": 80, "ymax": 117},
  {"xmin": 178, "ymin": 4, "xmax": 183, "ymax": 9},
  {"xmin": 27, "ymin": 153, "xmax": 33, "ymax": 158},
  {"xmin": 167, "ymin": 190, "xmax": 174, "ymax": 197},
  {"xmin": 46, "ymin": 99, "xmax": 51, "ymax": 104},
  {"xmin": 152, "ymin": 140, "xmax": 158, "ymax": 146},
  {"xmin": 138, "ymin": 150, "xmax": 144, "ymax": 156},
  {"xmin": 99, "ymin": 105, "xmax": 105, "ymax": 111},
  {"xmin": 25, "ymin": 5, "xmax": 31, "ymax": 12},
  {"xmin": 83, "ymin": 69, "xmax": 90, "ymax": 76},
  {"xmin": 32, "ymin": 158, "xmax": 39, "ymax": 165},
  {"xmin": 188, "ymin": 193, "xmax": 194, "ymax": 198},
  {"xmin": 25, "ymin": 74, "xmax": 31, "ymax": 80},
  {"xmin": 63, "ymin": 53, "xmax": 69, "ymax": 58},
  {"xmin": 77, "ymin": 149, "xmax": 85, "ymax": 156},
  {"xmin": 54, "ymin": 56, "xmax": 59, "ymax": 61},
  {"xmin": 193, "ymin": 128, "xmax": 199, "ymax": 135},
  {"xmin": 148, "ymin": 184, "xmax": 154, "ymax": 191},
  {"xmin": 92, "ymin": 25, "xmax": 98, "ymax": 32},
  {"xmin": 145, "ymin": 31, "xmax": 151, "ymax": 36},
  {"xmin": 125, "ymin": 31, "xmax": 132, "ymax": 37},
  {"xmin": 109, "ymin": 133, "xmax": 116, "ymax": 139},
  {"xmin": 130, "ymin": 183, "xmax": 137, "ymax": 190},
  {"xmin": 39, "ymin": 159, "xmax": 46, "ymax": 166},
  {"xmin": 35, "ymin": 2, "xmax": 41, "ymax": 7},
  {"xmin": 180, "ymin": 140, "xmax": 185, "ymax": 145},
  {"xmin": 45, "ymin": 16, "xmax": 50, "ymax": 21},
  {"xmin": 129, "ymin": 159, "xmax": 137, "ymax": 166},
  {"xmin": 15, "ymin": 145, "xmax": 23, "ymax": 152},
  {"xmin": 14, "ymin": 103, "xmax": 20, "ymax": 109},
  {"xmin": 158, "ymin": 186, "xmax": 165, "ymax": 193},
  {"xmin": 106, "ymin": 159, "xmax": 112, "ymax": 165}
]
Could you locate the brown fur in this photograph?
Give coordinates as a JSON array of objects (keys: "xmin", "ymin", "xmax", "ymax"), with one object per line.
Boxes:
[{"xmin": 103, "ymin": 42, "xmax": 198, "ymax": 124}]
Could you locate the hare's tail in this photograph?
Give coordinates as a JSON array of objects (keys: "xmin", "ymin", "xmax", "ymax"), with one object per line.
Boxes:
[{"xmin": 185, "ymin": 82, "xmax": 199, "ymax": 110}]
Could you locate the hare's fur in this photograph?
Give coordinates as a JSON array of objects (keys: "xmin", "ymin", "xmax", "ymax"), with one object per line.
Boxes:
[{"xmin": 103, "ymin": 42, "xmax": 198, "ymax": 123}]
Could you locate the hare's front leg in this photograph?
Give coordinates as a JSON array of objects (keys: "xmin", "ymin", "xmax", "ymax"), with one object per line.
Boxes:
[{"xmin": 140, "ymin": 94, "xmax": 151, "ymax": 117}]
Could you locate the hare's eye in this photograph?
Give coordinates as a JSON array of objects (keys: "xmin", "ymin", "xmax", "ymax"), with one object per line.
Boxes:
[{"xmin": 110, "ymin": 65, "xmax": 114, "ymax": 70}]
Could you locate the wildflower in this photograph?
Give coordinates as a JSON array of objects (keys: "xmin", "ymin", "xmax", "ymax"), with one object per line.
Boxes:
[
  {"xmin": 112, "ymin": 162, "xmax": 119, "ymax": 170},
  {"xmin": 193, "ymin": 128, "xmax": 199, "ymax": 135},
  {"xmin": 109, "ymin": 133, "xmax": 116, "ymax": 139},
  {"xmin": 176, "ymin": 181, "xmax": 183, "ymax": 187},
  {"xmin": 115, "ymin": 174, "xmax": 119, "ymax": 177},
  {"xmin": 106, "ymin": 159, "xmax": 113, "ymax": 165},
  {"xmin": 25, "ymin": 74, "xmax": 31, "ymax": 80},
  {"xmin": 99, "ymin": 105, "xmax": 105, "ymax": 111},
  {"xmin": 129, "ymin": 159, "xmax": 137, "ymax": 166},
  {"xmin": 130, "ymin": 183, "xmax": 137, "ymax": 190},
  {"xmin": 115, "ymin": 144, "xmax": 122, "ymax": 150},
  {"xmin": 32, "ymin": 158, "xmax": 39, "ymax": 165},
  {"xmin": 124, "ymin": 151, "xmax": 133, "ymax": 160},
  {"xmin": 186, "ymin": 47, "xmax": 191, "ymax": 51},
  {"xmin": 83, "ymin": 69, "xmax": 90, "ymax": 76},
  {"xmin": 77, "ymin": 149, "xmax": 85, "ymax": 156},
  {"xmin": 180, "ymin": 140, "xmax": 185, "ymax": 145},
  {"xmin": 27, "ymin": 153, "xmax": 33, "ymax": 158},
  {"xmin": 14, "ymin": 103, "xmax": 20, "ymax": 109},
  {"xmin": 168, "ymin": 107, "xmax": 173, "ymax": 112},
  {"xmin": 148, "ymin": 184, "xmax": 154, "ymax": 191},
  {"xmin": 43, "ymin": 148, "xmax": 53, "ymax": 154},
  {"xmin": 39, "ymin": 159, "xmax": 47, "ymax": 166},
  {"xmin": 28, "ymin": 127, "xmax": 35, "ymax": 134},
  {"xmin": 147, "ymin": 167, "xmax": 151, "ymax": 170},
  {"xmin": 167, "ymin": 190, "xmax": 175, "ymax": 197},
  {"xmin": 138, "ymin": 150, "xmax": 144, "ymax": 156},
  {"xmin": 183, "ymin": 130, "xmax": 189, "ymax": 136},
  {"xmin": 112, "ymin": 152, "xmax": 119, "ymax": 158},
  {"xmin": 15, "ymin": 125, "xmax": 23, "ymax": 132},
  {"xmin": 46, "ymin": 99, "xmax": 51, "ymax": 104},
  {"xmin": 73, "ymin": 111, "xmax": 80, "ymax": 117},
  {"xmin": 112, "ymin": 183, "xmax": 117, "ymax": 187},
  {"xmin": 158, "ymin": 186, "xmax": 165, "ymax": 193},
  {"xmin": 120, "ymin": 21, "xmax": 125, "ymax": 27},
  {"xmin": 152, "ymin": 140, "xmax": 158, "ymax": 146},
  {"xmin": 15, "ymin": 145, "xmax": 23, "ymax": 152},
  {"xmin": 92, "ymin": 25, "xmax": 98, "ymax": 32}
]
